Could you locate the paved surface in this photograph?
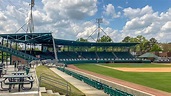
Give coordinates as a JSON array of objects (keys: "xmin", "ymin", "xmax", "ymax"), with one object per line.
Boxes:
[
  {"xmin": 68, "ymin": 65, "xmax": 171, "ymax": 96},
  {"xmin": 50, "ymin": 68, "xmax": 108, "ymax": 96},
  {"xmin": 0, "ymin": 65, "xmax": 39, "ymax": 96}
]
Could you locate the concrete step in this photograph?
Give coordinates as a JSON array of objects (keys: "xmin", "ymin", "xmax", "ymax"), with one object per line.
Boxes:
[
  {"xmin": 39, "ymin": 87, "xmax": 46, "ymax": 93},
  {"xmin": 53, "ymin": 92, "xmax": 60, "ymax": 95},
  {"xmin": 53, "ymin": 92, "xmax": 63, "ymax": 96},
  {"xmin": 46, "ymin": 90, "xmax": 53, "ymax": 94}
]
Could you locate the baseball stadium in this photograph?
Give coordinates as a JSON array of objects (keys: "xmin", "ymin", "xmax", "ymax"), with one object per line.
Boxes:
[
  {"xmin": 0, "ymin": 32, "xmax": 171, "ymax": 96},
  {"xmin": 0, "ymin": 0, "xmax": 171, "ymax": 96}
]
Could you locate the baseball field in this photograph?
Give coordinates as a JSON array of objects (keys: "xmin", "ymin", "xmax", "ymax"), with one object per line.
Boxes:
[{"xmin": 74, "ymin": 63, "xmax": 171, "ymax": 93}]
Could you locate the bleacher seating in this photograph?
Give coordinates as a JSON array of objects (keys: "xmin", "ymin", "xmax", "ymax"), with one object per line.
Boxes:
[
  {"xmin": 79, "ymin": 52, "xmax": 97, "ymax": 59},
  {"xmin": 21, "ymin": 50, "xmax": 148, "ymax": 63},
  {"xmin": 114, "ymin": 52, "xmax": 134, "ymax": 59},
  {"xmin": 96, "ymin": 52, "xmax": 116, "ymax": 59},
  {"xmin": 39, "ymin": 52, "xmax": 54, "ymax": 60}
]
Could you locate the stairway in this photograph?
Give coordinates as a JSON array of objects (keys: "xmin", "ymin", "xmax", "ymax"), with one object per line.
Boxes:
[
  {"xmin": 40, "ymin": 87, "xmax": 66, "ymax": 96},
  {"xmin": 0, "ymin": 45, "xmax": 39, "ymax": 61}
]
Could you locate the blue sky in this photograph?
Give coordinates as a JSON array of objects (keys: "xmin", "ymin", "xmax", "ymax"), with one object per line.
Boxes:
[{"xmin": 0, "ymin": 0, "xmax": 171, "ymax": 43}]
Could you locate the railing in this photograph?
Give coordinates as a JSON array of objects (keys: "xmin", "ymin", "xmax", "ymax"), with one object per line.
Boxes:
[
  {"xmin": 58, "ymin": 67, "xmax": 134, "ymax": 96},
  {"xmin": 95, "ymin": 52, "xmax": 99, "ymax": 59},
  {"xmin": 0, "ymin": 45, "xmax": 38, "ymax": 61},
  {"xmin": 30, "ymin": 60, "xmax": 42, "ymax": 67},
  {"xmin": 38, "ymin": 73, "xmax": 71, "ymax": 96},
  {"xmin": 112, "ymin": 52, "xmax": 118, "ymax": 58}
]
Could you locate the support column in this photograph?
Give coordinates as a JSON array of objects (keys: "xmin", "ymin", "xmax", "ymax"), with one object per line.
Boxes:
[
  {"xmin": 25, "ymin": 35, "xmax": 27, "ymax": 53},
  {"xmin": 6, "ymin": 38, "xmax": 9, "ymax": 66},
  {"xmin": 52, "ymin": 36, "xmax": 58, "ymax": 64},
  {"xmin": 10, "ymin": 41, "xmax": 12, "ymax": 65},
  {"xmin": 1, "ymin": 38, "xmax": 4, "ymax": 63}
]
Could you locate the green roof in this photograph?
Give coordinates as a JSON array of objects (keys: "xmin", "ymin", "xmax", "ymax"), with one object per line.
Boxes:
[
  {"xmin": 0, "ymin": 32, "xmax": 139, "ymax": 47},
  {"xmin": 139, "ymin": 53, "xmax": 158, "ymax": 58},
  {"xmin": 0, "ymin": 32, "xmax": 53, "ymax": 44},
  {"xmin": 54, "ymin": 38, "xmax": 139, "ymax": 47}
]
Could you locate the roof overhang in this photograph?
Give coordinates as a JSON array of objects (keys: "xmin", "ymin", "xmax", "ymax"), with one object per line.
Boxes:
[{"xmin": 0, "ymin": 33, "xmax": 139, "ymax": 47}]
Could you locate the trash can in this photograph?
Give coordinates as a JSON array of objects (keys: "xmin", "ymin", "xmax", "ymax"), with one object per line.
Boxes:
[{"xmin": 25, "ymin": 67, "xmax": 30, "ymax": 75}]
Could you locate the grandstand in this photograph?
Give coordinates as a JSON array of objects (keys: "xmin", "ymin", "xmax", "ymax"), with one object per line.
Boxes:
[{"xmin": 0, "ymin": 32, "xmax": 150, "ymax": 65}]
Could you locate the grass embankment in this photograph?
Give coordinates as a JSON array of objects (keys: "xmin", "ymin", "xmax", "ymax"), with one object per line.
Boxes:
[
  {"xmin": 75, "ymin": 64, "xmax": 171, "ymax": 93},
  {"xmin": 36, "ymin": 65, "xmax": 85, "ymax": 96}
]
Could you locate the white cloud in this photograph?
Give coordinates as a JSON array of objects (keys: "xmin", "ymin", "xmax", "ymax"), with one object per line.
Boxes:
[
  {"xmin": 0, "ymin": 1, "xmax": 171, "ymax": 43},
  {"xmin": 103, "ymin": 27, "xmax": 119, "ymax": 42},
  {"xmin": 103, "ymin": 4, "xmax": 120, "ymax": 18},
  {"xmin": 76, "ymin": 21, "xmax": 96, "ymax": 39},
  {"xmin": 42, "ymin": 0, "xmax": 97, "ymax": 20},
  {"xmin": 40, "ymin": 0, "xmax": 98, "ymax": 40},
  {"xmin": 118, "ymin": 6, "xmax": 123, "ymax": 9},
  {"xmin": 102, "ymin": 18, "xmax": 110, "ymax": 25},
  {"xmin": 0, "ymin": 5, "xmax": 28, "ymax": 33},
  {"xmin": 0, "ymin": 0, "xmax": 98, "ymax": 40},
  {"xmin": 0, "ymin": 12, "xmax": 6, "ymax": 21},
  {"xmin": 123, "ymin": 5, "xmax": 153, "ymax": 19},
  {"xmin": 122, "ymin": 6, "xmax": 171, "ymax": 42},
  {"xmin": 161, "ymin": 21, "xmax": 171, "ymax": 32},
  {"xmin": 75, "ymin": 21, "xmax": 121, "ymax": 42}
]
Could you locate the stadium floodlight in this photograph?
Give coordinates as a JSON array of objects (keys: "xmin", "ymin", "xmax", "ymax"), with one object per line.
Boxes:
[
  {"xmin": 87, "ymin": 18, "xmax": 113, "ymax": 42},
  {"xmin": 96, "ymin": 18, "xmax": 103, "ymax": 24},
  {"xmin": 31, "ymin": 0, "xmax": 35, "ymax": 7},
  {"xmin": 15, "ymin": 0, "xmax": 35, "ymax": 33}
]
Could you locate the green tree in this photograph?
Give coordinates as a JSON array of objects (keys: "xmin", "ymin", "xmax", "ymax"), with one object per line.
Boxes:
[
  {"xmin": 75, "ymin": 38, "xmax": 88, "ymax": 51},
  {"xmin": 97, "ymin": 35, "xmax": 112, "ymax": 42},
  {"xmin": 76, "ymin": 38, "xmax": 88, "ymax": 42},
  {"xmin": 122, "ymin": 36, "xmax": 131, "ymax": 42},
  {"xmin": 135, "ymin": 35, "xmax": 148, "ymax": 53},
  {"xmin": 148, "ymin": 38, "xmax": 160, "ymax": 52},
  {"xmin": 149, "ymin": 38, "xmax": 158, "ymax": 45},
  {"xmin": 150, "ymin": 44, "xmax": 162, "ymax": 52},
  {"xmin": 143, "ymin": 41, "xmax": 151, "ymax": 52}
]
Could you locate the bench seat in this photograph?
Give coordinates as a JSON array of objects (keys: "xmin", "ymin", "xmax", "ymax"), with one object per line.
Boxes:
[{"xmin": 5, "ymin": 79, "xmax": 34, "ymax": 92}]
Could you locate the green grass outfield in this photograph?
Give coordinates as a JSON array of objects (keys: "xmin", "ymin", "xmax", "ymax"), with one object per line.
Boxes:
[{"xmin": 75, "ymin": 63, "xmax": 171, "ymax": 93}]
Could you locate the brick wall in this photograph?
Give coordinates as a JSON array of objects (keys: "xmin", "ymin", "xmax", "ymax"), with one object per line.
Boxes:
[{"xmin": 12, "ymin": 55, "xmax": 27, "ymax": 64}]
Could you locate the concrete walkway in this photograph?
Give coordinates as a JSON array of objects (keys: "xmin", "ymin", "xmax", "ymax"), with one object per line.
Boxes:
[{"xmin": 50, "ymin": 68, "xmax": 108, "ymax": 96}]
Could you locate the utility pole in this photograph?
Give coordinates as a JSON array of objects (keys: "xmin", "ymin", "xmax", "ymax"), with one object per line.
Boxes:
[
  {"xmin": 87, "ymin": 18, "xmax": 112, "ymax": 42},
  {"xmin": 27, "ymin": 0, "xmax": 34, "ymax": 33},
  {"xmin": 96, "ymin": 18, "xmax": 103, "ymax": 42}
]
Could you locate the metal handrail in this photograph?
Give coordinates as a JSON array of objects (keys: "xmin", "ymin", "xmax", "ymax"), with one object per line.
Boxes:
[
  {"xmin": 38, "ymin": 73, "xmax": 71, "ymax": 95},
  {"xmin": 0, "ymin": 45, "xmax": 38, "ymax": 61}
]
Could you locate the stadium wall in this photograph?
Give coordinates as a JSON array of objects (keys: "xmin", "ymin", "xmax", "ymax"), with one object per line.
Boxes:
[{"xmin": 66, "ymin": 67, "xmax": 154, "ymax": 96}]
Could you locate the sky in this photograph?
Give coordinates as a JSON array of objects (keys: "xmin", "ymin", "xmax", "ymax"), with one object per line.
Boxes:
[{"xmin": 0, "ymin": 0, "xmax": 171, "ymax": 43}]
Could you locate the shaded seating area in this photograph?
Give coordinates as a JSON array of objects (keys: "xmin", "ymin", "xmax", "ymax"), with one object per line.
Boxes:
[
  {"xmin": 0, "ymin": 33, "xmax": 143, "ymax": 65},
  {"xmin": 114, "ymin": 52, "xmax": 135, "ymax": 59},
  {"xmin": 56, "ymin": 51, "xmax": 150, "ymax": 64},
  {"xmin": 0, "ymin": 64, "xmax": 35, "ymax": 93},
  {"xmin": 96, "ymin": 52, "xmax": 116, "ymax": 59},
  {"xmin": 2, "ymin": 73, "xmax": 34, "ymax": 92},
  {"xmin": 35, "ymin": 51, "xmax": 151, "ymax": 64}
]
